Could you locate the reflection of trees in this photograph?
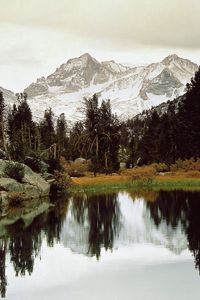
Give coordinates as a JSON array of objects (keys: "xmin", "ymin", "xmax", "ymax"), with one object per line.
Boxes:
[
  {"xmin": 147, "ymin": 190, "xmax": 200, "ymax": 274},
  {"xmin": 0, "ymin": 197, "xmax": 70, "ymax": 297},
  {"xmin": 184, "ymin": 195, "xmax": 200, "ymax": 272},
  {"xmin": 147, "ymin": 190, "xmax": 188, "ymax": 227},
  {"xmin": 72, "ymin": 193, "xmax": 121, "ymax": 259},
  {"xmin": 0, "ymin": 239, "xmax": 7, "ymax": 298},
  {"xmin": 8, "ymin": 217, "xmax": 43, "ymax": 276},
  {"xmin": 44, "ymin": 198, "xmax": 70, "ymax": 247}
]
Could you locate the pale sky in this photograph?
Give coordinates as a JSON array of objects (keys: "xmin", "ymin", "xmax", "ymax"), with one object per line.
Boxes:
[{"xmin": 1, "ymin": 0, "xmax": 200, "ymax": 92}]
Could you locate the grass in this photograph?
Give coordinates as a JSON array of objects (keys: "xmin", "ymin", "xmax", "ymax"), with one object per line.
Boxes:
[{"xmin": 70, "ymin": 173, "xmax": 200, "ymax": 193}]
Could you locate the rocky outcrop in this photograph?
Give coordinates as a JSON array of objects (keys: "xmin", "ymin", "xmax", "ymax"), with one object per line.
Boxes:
[{"xmin": 0, "ymin": 159, "xmax": 50, "ymax": 213}]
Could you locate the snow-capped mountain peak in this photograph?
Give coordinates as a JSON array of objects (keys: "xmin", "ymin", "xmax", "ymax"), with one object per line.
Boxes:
[
  {"xmin": 102, "ymin": 60, "xmax": 130, "ymax": 73},
  {"xmin": 162, "ymin": 54, "xmax": 180, "ymax": 64},
  {"xmin": 1, "ymin": 53, "xmax": 198, "ymax": 122}
]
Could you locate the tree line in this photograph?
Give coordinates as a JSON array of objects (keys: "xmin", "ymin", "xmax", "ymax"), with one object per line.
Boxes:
[
  {"xmin": 0, "ymin": 92, "xmax": 121, "ymax": 174},
  {"xmin": 0, "ymin": 66, "xmax": 199, "ymax": 173},
  {"xmin": 121, "ymin": 66, "xmax": 200, "ymax": 166}
]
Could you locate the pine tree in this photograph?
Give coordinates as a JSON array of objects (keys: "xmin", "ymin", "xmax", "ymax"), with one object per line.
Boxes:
[
  {"xmin": 7, "ymin": 94, "xmax": 34, "ymax": 160},
  {"xmin": 69, "ymin": 121, "xmax": 85, "ymax": 160},
  {"xmin": 56, "ymin": 113, "xmax": 68, "ymax": 157},
  {"xmin": 177, "ymin": 67, "xmax": 200, "ymax": 158},
  {"xmin": 84, "ymin": 94, "xmax": 100, "ymax": 175},
  {"xmin": 40, "ymin": 108, "xmax": 56, "ymax": 149},
  {"xmin": 0, "ymin": 92, "xmax": 6, "ymax": 151}
]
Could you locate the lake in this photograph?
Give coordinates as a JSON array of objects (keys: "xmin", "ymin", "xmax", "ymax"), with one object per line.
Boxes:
[{"xmin": 1, "ymin": 189, "xmax": 200, "ymax": 299}]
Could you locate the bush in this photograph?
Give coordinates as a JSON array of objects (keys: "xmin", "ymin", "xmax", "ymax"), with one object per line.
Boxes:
[
  {"xmin": 151, "ymin": 163, "xmax": 169, "ymax": 173},
  {"xmin": 4, "ymin": 162, "xmax": 25, "ymax": 182},
  {"xmin": 24, "ymin": 156, "xmax": 48, "ymax": 173},
  {"xmin": 47, "ymin": 158, "xmax": 62, "ymax": 174},
  {"xmin": 61, "ymin": 157, "xmax": 91, "ymax": 177},
  {"xmin": 170, "ymin": 158, "xmax": 200, "ymax": 172},
  {"xmin": 184, "ymin": 170, "xmax": 200, "ymax": 178},
  {"xmin": 123, "ymin": 165, "xmax": 156, "ymax": 181},
  {"xmin": 50, "ymin": 171, "xmax": 72, "ymax": 198},
  {"xmin": 8, "ymin": 192, "xmax": 25, "ymax": 207}
]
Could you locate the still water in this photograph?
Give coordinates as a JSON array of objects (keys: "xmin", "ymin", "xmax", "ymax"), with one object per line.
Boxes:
[{"xmin": 1, "ymin": 190, "xmax": 200, "ymax": 299}]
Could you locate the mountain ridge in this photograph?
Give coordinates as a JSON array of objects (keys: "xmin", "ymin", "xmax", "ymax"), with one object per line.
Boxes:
[{"xmin": 0, "ymin": 53, "xmax": 198, "ymax": 121}]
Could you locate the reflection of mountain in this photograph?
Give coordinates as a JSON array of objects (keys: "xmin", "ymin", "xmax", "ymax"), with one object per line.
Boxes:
[
  {"xmin": 61, "ymin": 192, "xmax": 187, "ymax": 258},
  {"xmin": 115, "ymin": 194, "xmax": 187, "ymax": 254},
  {"xmin": 148, "ymin": 190, "xmax": 200, "ymax": 274}
]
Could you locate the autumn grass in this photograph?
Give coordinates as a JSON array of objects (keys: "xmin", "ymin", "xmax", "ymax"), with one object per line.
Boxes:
[
  {"xmin": 70, "ymin": 173, "xmax": 200, "ymax": 193},
  {"xmin": 68, "ymin": 162, "xmax": 200, "ymax": 193}
]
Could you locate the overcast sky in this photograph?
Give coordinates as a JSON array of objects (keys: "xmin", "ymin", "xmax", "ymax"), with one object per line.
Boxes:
[{"xmin": 1, "ymin": 0, "xmax": 200, "ymax": 92}]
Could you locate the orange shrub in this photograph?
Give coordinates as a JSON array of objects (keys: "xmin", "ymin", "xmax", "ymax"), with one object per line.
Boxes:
[
  {"xmin": 184, "ymin": 170, "xmax": 200, "ymax": 178},
  {"xmin": 151, "ymin": 163, "xmax": 169, "ymax": 173},
  {"xmin": 60, "ymin": 157, "xmax": 91, "ymax": 177},
  {"xmin": 123, "ymin": 165, "xmax": 156, "ymax": 181},
  {"xmin": 170, "ymin": 158, "xmax": 200, "ymax": 172}
]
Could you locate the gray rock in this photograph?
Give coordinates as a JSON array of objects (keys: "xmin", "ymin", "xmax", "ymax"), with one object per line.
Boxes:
[
  {"xmin": 22, "ymin": 163, "xmax": 50, "ymax": 197},
  {"xmin": 0, "ymin": 177, "xmax": 24, "ymax": 193},
  {"xmin": 0, "ymin": 159, "xmax": 50, "ymax": 200},
  {"xmin": 74, "ymin": 157, "xmax": 87, "ymax": 163},
  {"xmin": 0, "ymin": 191, "xmax": 9, "ymax": 215},
  {"xmin": 42, "ymin": 172, "xmax": 55, "ymax": 180},
  {"xmin": 0, "ymin": 160, "xmax": 9, "ymax": 177}
]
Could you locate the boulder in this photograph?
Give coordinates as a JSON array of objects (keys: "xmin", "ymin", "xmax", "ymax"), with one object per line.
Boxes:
[
  {"xmin": 0, "ymin": 191, "xmax": 9, "ymax": 215},
  {"xmin": 0, "ymin": 177, "xmax": 24, "ymax": 193},
  {"xmin": 74, "ymin": 157, "xmax": 87, "ymax": 163},
  {"xmin": 0, "ymin": 160, "xmax": 8, "ymax": 177},
  {"xmin": 42, "ymin": 172, "xmax": 55, "ymax": 181},
  {"xmin": 0, "ymin": 159, "xmax": 50, "ymax": 199},
  {"xmin": 22, "ymin": 163, "xmax": 50, "ymax": 197}
]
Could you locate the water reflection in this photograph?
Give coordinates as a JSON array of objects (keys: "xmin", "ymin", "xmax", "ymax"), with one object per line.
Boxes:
[
  {"xmin": 72, "ymin": 194, "xmax": 121, "ymax": 259},
  {"xmin": 0, "ymin": 198, "xmax": 70, "ymax": 297},
  {"xmin": 0, "ymin": 190, "xmax": 200, "ymax": 297},
  {"xmin": 0, "ymin": 239, "xmax": 7, "ymax": 298},
  {"xmin": 148, "ymin": 190, "xmax": 200, "ymax": 273}
]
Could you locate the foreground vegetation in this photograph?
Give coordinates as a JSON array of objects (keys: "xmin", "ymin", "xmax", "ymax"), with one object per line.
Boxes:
[
  {"xmin": 70, "ymin": 162, "xmax": 200, "ymax": 193},
  {"xmin": 70, "ymin": 177, "xmax": 200, "ymax": 193}
]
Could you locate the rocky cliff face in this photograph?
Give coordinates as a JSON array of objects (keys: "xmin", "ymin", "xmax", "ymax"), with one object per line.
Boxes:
[{"xmin": 1, "ymin": 54, "xmax": 198, "ymax": 121}]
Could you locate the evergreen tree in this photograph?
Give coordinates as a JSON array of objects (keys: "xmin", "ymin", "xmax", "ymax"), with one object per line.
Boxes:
[
  {"xmin": 177, "ymin": 67, "xmax": 200, "ymax": 158},
  {"xmin": 40, "ymin": 108, "xmax": 55, "ymax": 149},
  {"xmin": 84, "ymin": 95, "xmax": 120, "ymax": 174},
  {"xmin": 7, "ymin": 94, "xmax": 34, "ymax": 160},
  {"xmin": 56, "ymin": 113, "xmax": 68, "ymax": 157},
  {"xmin": 69, "ymin": 121, "xmax": 86, "ymax": 160},
  {"xmin": 84, "ymin": 94, "xmax": 100, "ymax": 175},
  {"xmin": 0, "ymin": 92, "xmax": 6, "ymax": 150}
]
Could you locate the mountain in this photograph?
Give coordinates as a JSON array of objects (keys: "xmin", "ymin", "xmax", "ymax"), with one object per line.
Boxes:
[
  {"xmin": 23, "ymin": 53, "xmax": 197, "ymax": 121},
  {"xmin": 0, "ymin": 86, "xmax": 16, "ymax": 106},
  {"xmin": 1, "ymin": 53, "xmax": 198, "ymax": 121}
]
